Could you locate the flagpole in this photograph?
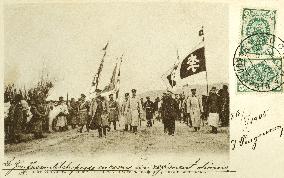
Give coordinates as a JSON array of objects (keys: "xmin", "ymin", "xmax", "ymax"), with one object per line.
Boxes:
[{"xmin": 201, "ymin": 26, "xmax": 209, "ymax": 96}]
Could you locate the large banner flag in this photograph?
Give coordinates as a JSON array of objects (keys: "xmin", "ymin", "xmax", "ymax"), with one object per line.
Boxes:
[
  {"xmin": 101, "ymin": 55, "xmax": 123, "ymax": 98},
  {"xmin": 179, "ymin": 46, "xmax": 206, "ymax": 79},
  {"xmin": 161, "ymin": 26, "xmax": 207, "ymax": 89}
]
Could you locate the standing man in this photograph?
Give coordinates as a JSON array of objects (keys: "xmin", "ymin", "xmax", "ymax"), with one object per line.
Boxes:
[
  {"xmin": 78, "ymin": 94, "xmax": 90, "ymax": 133},
  {"xmin": 140, "ymin": 98, "xmax": 145, "ymax": 124},
  {"xmin": 56, "ymin": 97, "xmax": 68, "ymax": 132},
  {"xmin": 108, "ymin": 94, "xmax": 119, "ymax": 130},
  {"xmin": 153, "ymin": 97, "xmax": 161, "ymax": 122},
  {"xmin": 9, "ymin": 94, "xmax": 25, "ymax": 143},
  {"xmin": 30, "ymin": 99, "xmax": 47, "ymax": 139},
  {"xmin": 69, "ymin": 98, "xmax": 78, "ymax": 129},
  {"xmin": 186, "ymin": 89, "xmax": 203, "ymax": 132},
  {"xmin": 129, "ymin": 89, "xmax": 141, "ymax": 134},
  {"xmin": 94, "ymin": 96, "xmax": 110, "ymax": 138},
  {"xmin": 161, "ymin": 91, "xmax": 178, "ymax": 136},
  {"xmin": 121, "ymin": 93, "xmax": 131, "ymax": 131},
  {"xmin": 219, "ymin": 85, "xmax": 229, "ymax": 127},
  {"xmin": 144, "ymin": 96, "xmax": 154, "ymax": 127},
  {"xmin": 207, "ymin": 87, "xmax": 220, "ymax": 134}
]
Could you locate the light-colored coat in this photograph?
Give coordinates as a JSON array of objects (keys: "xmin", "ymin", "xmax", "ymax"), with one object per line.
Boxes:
[
  {"xmin": 48, "ymin": 103, "xmax": 69, "ymax": 132},
  {"xmin": 121, "ymin": 99, "xmax": 131, "ymax": 125},
  {"xmin": 129, "ymin": 96, "xmax": 141, "ymax": 126},
  {"xmin": 186, "ymin": 95, "xmax": 203, "ymax": 127}
]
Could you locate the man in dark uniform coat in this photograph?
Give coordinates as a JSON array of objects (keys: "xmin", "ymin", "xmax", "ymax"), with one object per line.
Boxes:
[
  {"xmin": 144, "ymin": 96, "xmax": 154, "ymax": 127},
  {"xmin": 161, "ymin": 91, "xmax": 179, "ymax": 136},
  {"xmin": 219, "ymin": 85, "xmax": 229, "ymax": 127},
  {"xmin": 207, "ymin": 87, "xmax": 221, "ymax": 134}
]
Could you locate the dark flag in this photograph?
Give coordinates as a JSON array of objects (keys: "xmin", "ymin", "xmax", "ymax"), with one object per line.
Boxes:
[{"xmin": 180, "ymin": 47, "xmax": 206, "ymax": 79}]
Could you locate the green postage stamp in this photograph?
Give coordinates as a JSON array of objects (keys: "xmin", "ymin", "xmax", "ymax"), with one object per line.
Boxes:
[
  {"xmin": 240, "ymin": 8, "xmax": 276, "ymax": 55},
  {"xmin": 234, "ymin": 8, "xmax": 284, "ymax": 92}
]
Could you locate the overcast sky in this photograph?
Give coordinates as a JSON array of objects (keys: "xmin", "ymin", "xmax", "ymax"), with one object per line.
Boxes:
[{"xmin": 4, "ymin": 2, "xmax": 228, "ymax": 99}]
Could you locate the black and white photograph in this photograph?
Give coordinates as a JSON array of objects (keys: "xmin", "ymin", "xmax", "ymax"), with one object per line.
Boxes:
[{"xmin": 3, "ymin": 1, "xmax": 230, "ymax": 177}]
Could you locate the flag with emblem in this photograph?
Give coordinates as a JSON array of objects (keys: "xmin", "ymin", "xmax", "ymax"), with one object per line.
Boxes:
[{"xmin": 179, "ymin": 46, "xmax": 206, "ymax": 79}]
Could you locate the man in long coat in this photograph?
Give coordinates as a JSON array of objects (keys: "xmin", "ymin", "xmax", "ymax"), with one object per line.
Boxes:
[
  {"xmin": 219, "ymin": 85, "xmax": 229, "ymax": 127},
  {"xmin": 144, "ymin": 96, "xmax": 154, "ymax": 127},
  {"xmin": 121, "ymin": 93, "xmax": 131, "ymax": 131},
  {"xmin": 129, "ymin": 89, "xmax": 141, "ymax": 133},
  {"xmin": 186, "ymin": 89, "xmax": 203, "ymax": 132},
  {"xmin": 78, "ymin": 94, "xmax": 90, "ymax": 133},
  {"xmin": 108, "ymin": 94, "xmax": 119, "ymax": 130},
  {"xmin": 56, "ymin": 96, "xmax": 68, "ymax": 132},
  {"xmin": 69, "ymin": 98, "xmax": 78, "ymax": 129},
  {"xmin": 161, "ymin": 91, "xmax": 178, "ymax": 136},
  {"xmin": 93, "ymin": 96, "xmax": 109, "ymax": 138},
  {"xmin": 207, "ymin": 87, "xmax": 220, "ymax": 134}
]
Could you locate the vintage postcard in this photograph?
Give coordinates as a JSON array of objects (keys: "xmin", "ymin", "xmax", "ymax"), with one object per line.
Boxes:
[{"xmin": 0, "ymin": 0, "xmax": 283, "ymax": 178}]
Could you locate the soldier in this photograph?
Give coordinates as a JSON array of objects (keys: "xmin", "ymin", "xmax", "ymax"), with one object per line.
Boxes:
[
  {"xmin": 108, "ymin": 94, "xmax": 119, "ymax": 130},
  {"xmin": 94, "ymin": 96, "xmax": 109, "ymax": 138},
  {"xmin": 219, "ymin": 85, "xmax": 229, "ymax": 127},
  {"xmin": 78, "ymin": 94, "xmax": 90, "ymax": 133},
  {"xmin": 186, "ymin": 89, "xmax": 203, "ymax": 132},
  {"xmin": 9, "ymin": 94, "xmax": 25, "ymax": 143},
  {"xmin": 30, "ymin": 99, "xmax": 47, "ymax": 139},
  {"xmin": 129, "ymin": 89, "xmax": 141, "ymax": 134},
  {"xmin": 140, "ymin": 97, "xmax": 145, "ymax": 122},
  {"xmin": 153, "ymin": 97, "xmax": 161, "ymax": 122},
  {"xmin": 174, "ymin": 94, "xmax": 181, "ymax": 121},
  {"xmin": 144, "ymin": 96, "xmax": 154, "ymax": 127},
  {"xmin": 207, "ymin": 87, "xmax": 221, "ymax": 134},
  {"xmin": 69, "ymin": 98, "xmax": 78, "ymax": 129},
  {"xmin": 161, "ymin": 91, "xmax": 178, "ymax": 136},
  {"xmin": 121, "ymin": 93, "xmax": 131, "ymax": 131}
]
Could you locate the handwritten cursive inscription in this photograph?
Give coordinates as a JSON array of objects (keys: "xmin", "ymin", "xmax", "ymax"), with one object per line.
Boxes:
[
  {"xmin": 230, "ymin": 109, "xmax": 283, "ymax": 150},
  {"xmin": 2, "ymin": 158, "xmax": 236, "ymax": 176}
]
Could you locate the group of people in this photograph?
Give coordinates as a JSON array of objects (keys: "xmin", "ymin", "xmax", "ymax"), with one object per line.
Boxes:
[
  {"xmin": 159, "ymin": 85, "xmax": 230, "ymax": 134},
  {"xmin": 4, "ymin": 84, "xmax": 229, "ymax": 144}
]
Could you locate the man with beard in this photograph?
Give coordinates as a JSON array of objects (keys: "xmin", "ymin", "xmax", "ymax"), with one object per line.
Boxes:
[{"xmin": 144, "ymin": 96, "xmax": 154, "ymax": 127}]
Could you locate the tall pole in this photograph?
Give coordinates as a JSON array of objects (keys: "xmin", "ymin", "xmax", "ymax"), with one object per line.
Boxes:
[
  {"xmin": 205, "ymin": 70, "xmax": 209, "ymax": 96},
  {"xmin": 66, "ymin": 92, "xmax": 69, "ymax": 106}
]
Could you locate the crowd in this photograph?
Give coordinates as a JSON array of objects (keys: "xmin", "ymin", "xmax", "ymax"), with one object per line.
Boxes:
[{"xmin": 4, "ymin": 84, "xmax": 229, "ymax": 144}]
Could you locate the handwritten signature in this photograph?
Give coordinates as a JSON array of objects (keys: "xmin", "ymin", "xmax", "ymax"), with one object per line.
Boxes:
[
  {"xmin": 230, "ymin": 109, "xmax": 283, "ymax": 150},
  {"xmin": 231, "ymin": 125, "xmax": 283, "ymax": 150}
]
